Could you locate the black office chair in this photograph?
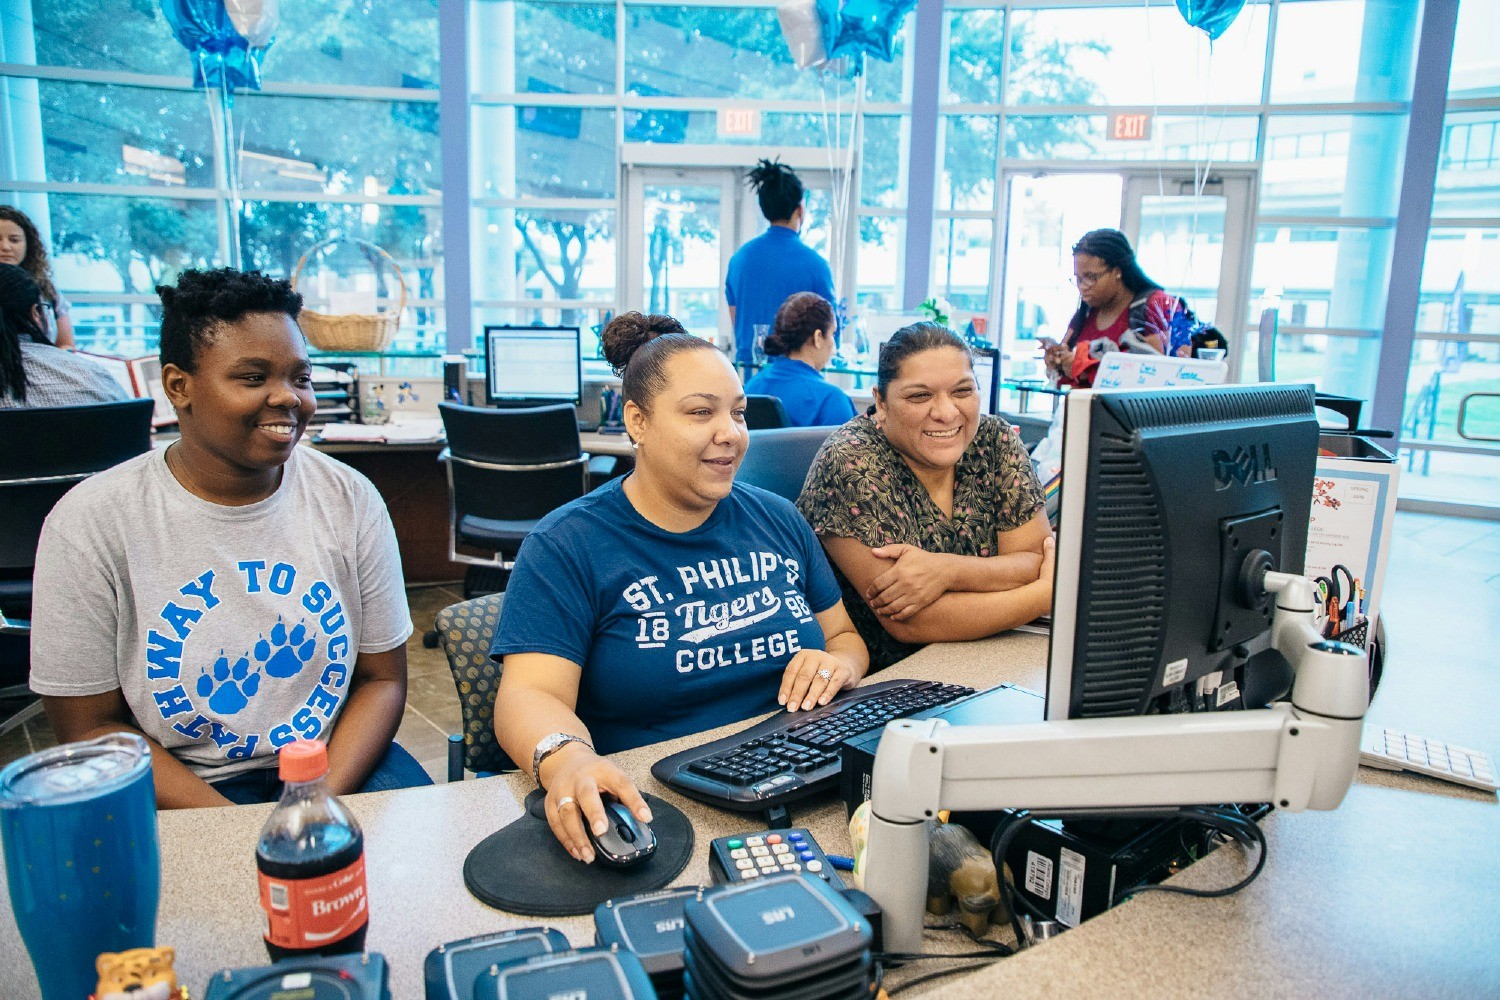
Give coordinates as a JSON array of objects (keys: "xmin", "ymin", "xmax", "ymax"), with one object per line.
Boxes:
[
  {"xmin": 744, "ymin": 394, "xmax": 790, "ymax": 431},
  {"xmin": 735, "ymin": 425, "xmax": 840, "ymax": 504},
  {"xmin": 437, "ymin": 402, "xmax": 591, "ymax": 600},
  {"xmin": 0, "ymin": 399, "xmax": 155, "ymax": 735}
]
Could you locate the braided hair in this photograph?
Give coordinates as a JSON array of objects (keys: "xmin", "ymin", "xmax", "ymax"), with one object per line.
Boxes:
[
  {"xmin": 747, "ymin": 159, "xmax": 805, "ymax": 224},
  {"xmin": 1065, "ymin": 228, "xmax": 1163, "ymax": 346},
  {"xmin": 0, "ymin": 263, "xmax": 48, "ymax": 403}
]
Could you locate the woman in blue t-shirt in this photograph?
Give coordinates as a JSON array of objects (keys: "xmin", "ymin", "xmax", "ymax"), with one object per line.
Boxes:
[
  {"xmin": 744, "ymin": 292, "xmax": 857, "ymax": 427},
  {"xmin": 492, "ymin": 311, "xmax": 868, "ymax": 863}
]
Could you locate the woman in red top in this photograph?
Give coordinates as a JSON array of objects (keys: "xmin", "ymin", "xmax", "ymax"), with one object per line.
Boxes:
[{"xmin": 1042, "ymin": 229, "xmax": 1176, "ymax": 388}]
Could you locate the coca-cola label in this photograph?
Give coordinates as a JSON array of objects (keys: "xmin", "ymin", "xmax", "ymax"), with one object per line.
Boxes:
[{"xmin": 259, "ymin": 854, "xmax": 368, "ymax": 950}]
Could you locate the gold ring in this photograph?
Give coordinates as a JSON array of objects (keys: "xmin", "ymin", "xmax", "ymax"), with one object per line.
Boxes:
[
  {"xmin": 557, "ymin": 796, "xmax": 576, "ymax": 809},
  {"xmin": 817, "ymin": 668, "xmax": 833, "ymax": 680}
]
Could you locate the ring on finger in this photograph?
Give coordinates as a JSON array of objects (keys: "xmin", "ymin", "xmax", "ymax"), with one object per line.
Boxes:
[
  {"xmin": 817, "ymin": 667, "xmax": 833, "ymax": 680},
  {"xmin": 557, "ymin": 796, "xmax": 576, "ymax": 809}
]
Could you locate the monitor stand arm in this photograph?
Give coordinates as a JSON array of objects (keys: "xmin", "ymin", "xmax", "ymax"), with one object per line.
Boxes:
[{"xmin": 864, "ymin": 573, "xmax": 1368, "ymax": 954}]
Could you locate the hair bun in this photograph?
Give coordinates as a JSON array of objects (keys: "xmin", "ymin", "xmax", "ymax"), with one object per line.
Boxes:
[{"xmin": 600, "ymin": 311, "xmax": 687, "ymax": 376}]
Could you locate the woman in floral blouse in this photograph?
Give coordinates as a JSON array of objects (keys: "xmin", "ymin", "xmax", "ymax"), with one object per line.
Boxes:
[{"xmin": 796, "ymin": 323, "xmax": 1054, "ymax": 670}]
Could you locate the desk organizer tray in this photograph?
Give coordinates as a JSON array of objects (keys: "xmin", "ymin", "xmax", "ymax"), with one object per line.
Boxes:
[
  {"xmin": 472, "ymin": 946, "xmax": 655, "ymax": 1000},
  {"xmin": 424, "ymin": 927, "xmax": 571, "ymax": 1000}
]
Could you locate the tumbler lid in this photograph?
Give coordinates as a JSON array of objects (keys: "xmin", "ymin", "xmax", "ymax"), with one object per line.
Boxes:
[{"xmin": 0, "ymin": 732, "xmax": 151, "ymax": 808}]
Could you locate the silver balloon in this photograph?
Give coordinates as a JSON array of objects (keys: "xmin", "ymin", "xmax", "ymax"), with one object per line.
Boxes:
[
  {"xmin": 225, "ymin": 0, "xmax": 279, "ymax": 48},
  {"xmin": 778, "ymin": 0, "xmax": 828, "ymax": 70}
]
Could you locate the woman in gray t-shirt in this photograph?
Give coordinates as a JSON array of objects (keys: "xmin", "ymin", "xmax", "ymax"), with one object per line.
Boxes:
[{"xmin": 30, "ymin": 268, "xmax": 427, "ymax": 808}]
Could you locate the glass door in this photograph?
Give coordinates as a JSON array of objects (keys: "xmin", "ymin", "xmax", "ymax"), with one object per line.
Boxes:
[
  {"xmin": 997, "ymin": 172, "xmax": 1125, "ymax": 399},
  {"xmin": 623, "ymin": 167, "xmax": 738, "ymax": 346},
  {"xmin": 1123, "ymin": 171, "xmax": 1254, "ymax": 376}
]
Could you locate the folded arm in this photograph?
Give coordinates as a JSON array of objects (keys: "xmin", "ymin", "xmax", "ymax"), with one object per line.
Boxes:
[{"xmin": 821, "ymin": 511, "xmax": 1055, "ymax": 645}]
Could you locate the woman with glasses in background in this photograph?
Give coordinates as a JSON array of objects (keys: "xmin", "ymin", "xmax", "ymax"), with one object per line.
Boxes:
[{"xmin": 1040, "ymin": 228, "xmax": 1176, "ymax": 388}]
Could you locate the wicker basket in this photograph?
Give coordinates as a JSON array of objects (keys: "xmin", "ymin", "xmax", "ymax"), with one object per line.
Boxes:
[{"xmin": 290, "ymin": 236, "xmax": 408, "ymax": 352}]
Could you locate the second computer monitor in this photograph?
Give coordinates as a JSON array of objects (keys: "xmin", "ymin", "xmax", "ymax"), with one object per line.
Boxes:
[{"xmin": 483, "ymin": 324, "xmax": 582, "ymax": 407}]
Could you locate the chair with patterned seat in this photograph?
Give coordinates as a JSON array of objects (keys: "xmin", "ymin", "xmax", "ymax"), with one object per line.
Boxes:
[{"xmin": 435, "ymin": 592, "xmax": 520, "ymax": 781}]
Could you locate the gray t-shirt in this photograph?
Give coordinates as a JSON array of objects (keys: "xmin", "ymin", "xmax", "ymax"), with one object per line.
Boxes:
[
  {"xmin": 30, "ymin": 445, "xmax": 413, "ymax": 780},
  {"xmin": 0, "ymin": 340, "xmax": 131, "ymax": 409}
]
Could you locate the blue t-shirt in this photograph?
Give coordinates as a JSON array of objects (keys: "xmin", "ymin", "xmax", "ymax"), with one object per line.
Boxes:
[
  {"xmin": 744, "ymin": 358, "xmax": 857, "ymax": 428},
  {"xmin": 724, "ymin": 226, "xmax": 836, "ymax": 367},
  {"xmin": 490, "ymin": 477, "xmax": 843, "ymax": 754}
]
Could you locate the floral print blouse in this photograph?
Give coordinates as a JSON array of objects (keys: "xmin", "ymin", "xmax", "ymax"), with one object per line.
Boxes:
[{"xmin": 796, "ymin": 413, "xmax": 1045, "ymax": 670}]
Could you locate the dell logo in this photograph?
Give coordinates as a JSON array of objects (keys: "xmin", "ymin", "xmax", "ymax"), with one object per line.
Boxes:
[
  {"xmin": 1212, "ymin": 444, "xmax": 1277, "ymax": 490},
  {"xmin": 761, "ymin": 905, "xmax": 796, "ymax": 925}
]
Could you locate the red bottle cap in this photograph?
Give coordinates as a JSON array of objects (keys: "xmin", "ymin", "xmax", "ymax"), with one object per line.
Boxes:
[{"xmin": 278, "ymin": 740, "xmax": 329, "ymax": 783}]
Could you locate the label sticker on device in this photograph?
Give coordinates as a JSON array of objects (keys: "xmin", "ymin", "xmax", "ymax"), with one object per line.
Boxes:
[
  {"xmin": 1163, "ymin": 658, "xmax": 1188, "ymax": 687},
  {"xmin": 1216, "ymin": 681, "xmax": 1240, "ymax": 708},
  {"xmin": 1056, "ymin": 848, "xmax": 1086, "ymax": 928},
  {"xmin": 1024, "ymin": 852, "xmax": 1054, "ymax": 900}
]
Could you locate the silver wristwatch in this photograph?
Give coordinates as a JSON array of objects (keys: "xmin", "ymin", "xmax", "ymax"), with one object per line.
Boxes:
[{"xmin": 531, "ymin": 732, "xmax": 593, "ymax": 787}]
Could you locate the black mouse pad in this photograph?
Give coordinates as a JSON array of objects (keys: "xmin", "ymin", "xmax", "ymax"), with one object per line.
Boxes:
[{"xmin": 463, "ymin": 790, "xmax": 694, "ymax": 916}]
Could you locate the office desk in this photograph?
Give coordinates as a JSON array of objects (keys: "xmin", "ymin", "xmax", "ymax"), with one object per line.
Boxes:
[{"xmin": 3, "ymin": 633, "xmax": 1496, "ymax": 999}]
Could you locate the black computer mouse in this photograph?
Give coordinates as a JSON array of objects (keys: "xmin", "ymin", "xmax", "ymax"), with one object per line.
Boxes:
[{"xmin": 587, "ymin": 795, "xmax": 657, "ymax": 868}]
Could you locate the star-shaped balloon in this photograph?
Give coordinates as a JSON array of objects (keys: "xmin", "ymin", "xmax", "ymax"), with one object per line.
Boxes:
[
  {"xmin": 1175, "ymin": 0, "xmax": 1247, "ymax": 41},
  {"xmin": 818, "ymin": 0, "xmax": 916, "ymax": 66}
]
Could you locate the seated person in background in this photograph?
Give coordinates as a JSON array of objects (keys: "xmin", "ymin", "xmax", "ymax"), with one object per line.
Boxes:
[
  {"xmin": 798, "ymin": 322, "xmax": 1054, "ymax": 672},
  {"xmin": 30, "ymin": 267, "xmax": 429, "ymax": 808},
  {"xmin": 492, "ymin": 310, "xmax": 868, "ymax": 863},
  {"xmin": 0, "ymin": 263, "xmax": 127, "ymax": 408},
  {"xmin": 744, "ymin": 291, "xmax": 857, "ymax": 428},
  {"xmin": 1040, "ymin": 228, "xmax": 1176, "ymax": 388},
  {"xmin": 0, "ymin": 206, "xmax": 74, "ymax": 349}
]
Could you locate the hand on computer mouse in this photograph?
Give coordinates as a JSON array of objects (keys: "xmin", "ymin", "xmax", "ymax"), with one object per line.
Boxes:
[
  {"xmin": 586, "ymin": 794, "xmax": 658, "ymax": 869},
  {"xmin": 543, "ymin": 752, "xmax": 652, "ymax": 864}
]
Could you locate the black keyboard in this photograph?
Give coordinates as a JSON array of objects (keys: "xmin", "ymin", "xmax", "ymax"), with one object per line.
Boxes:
[{"xmin": 651, "ymin": 679, "xmax": 975, "ymax": 812}]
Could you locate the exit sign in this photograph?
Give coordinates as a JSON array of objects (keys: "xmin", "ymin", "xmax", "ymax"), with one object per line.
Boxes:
[
  {"xmin": 717, "ymin": 108, "xmax": 762, "ymax": 139},
  {"xmin": 1109, "ymin": 112, "xmax": 1152, "ymax": 141}
]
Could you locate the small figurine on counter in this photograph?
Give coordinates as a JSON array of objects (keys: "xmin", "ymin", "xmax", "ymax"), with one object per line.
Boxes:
[
  {"xmin": 926, "ymin": 819, "xmax": 1009, "ymax": 937},
  {"xmin": 94, "ymin": 946, "xmax": 190, "ymax": 1000}
]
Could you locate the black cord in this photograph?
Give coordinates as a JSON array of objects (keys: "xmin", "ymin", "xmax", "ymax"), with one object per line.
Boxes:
[
  {"xmin": 1115, "ymin": 806, "xmax": 1268, "ymax": 902},
  {"xmin": 987, "ymin": 809, "xmax": 1034, "ymax": 949},
  {"xmin": 885, "ymin": 960, "xmax": 998, "ymax": 996}
]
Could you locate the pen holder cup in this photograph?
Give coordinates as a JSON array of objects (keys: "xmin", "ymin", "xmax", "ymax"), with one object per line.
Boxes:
[{"xmin": 1332, "ymin": 620, "xmax": 1369, "ymax": 649}]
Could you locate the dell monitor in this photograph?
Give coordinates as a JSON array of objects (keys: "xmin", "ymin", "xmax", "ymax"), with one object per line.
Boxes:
[
  {"xmin": 483, "ymin": 324, "xmax": 582, "ymax": 407},
  {"xmin": 1046, "ymin": 382, "xmax": 1321, "ymax": 722}
]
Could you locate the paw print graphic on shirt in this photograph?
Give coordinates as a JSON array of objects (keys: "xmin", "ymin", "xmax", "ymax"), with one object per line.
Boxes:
[
  {"xmin": 196, "ymin": 653, "xmax": 261, "ymax": 715},
  {"xmin": 253, "ymin": 619, "xmax": 317, "ymax": 679}
]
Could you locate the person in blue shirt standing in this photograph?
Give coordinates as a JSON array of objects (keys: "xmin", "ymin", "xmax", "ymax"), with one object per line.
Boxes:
[
  {"xmin": 744, "ymin": 292, "xmax": 856, "ymax": 427},
  {"xmin": 724, "ymin": 160, "xmax": 835, "ymax": 372}
]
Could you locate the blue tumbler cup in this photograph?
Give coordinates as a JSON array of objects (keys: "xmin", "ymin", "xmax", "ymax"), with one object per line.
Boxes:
[{"xmin": 1, "ymin": 732, "xmax": 160, "ymax": 1000}]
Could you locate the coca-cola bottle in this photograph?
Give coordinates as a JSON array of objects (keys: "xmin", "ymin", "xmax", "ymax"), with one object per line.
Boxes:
[{"xmin": 256, "ymin": 740, "xmax": 368, "ymax": 960}]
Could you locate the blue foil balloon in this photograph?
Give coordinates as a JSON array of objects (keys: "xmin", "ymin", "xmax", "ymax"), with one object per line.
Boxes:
[
  {"xmin": 1175, "ymin": 0, "xmax": 1247, "ymax": 41},
  {"xmin": 817, "ymin": 0, "xmax": 916, "ymax": 66},
  {"xmin": 160, "ymin": 0, "xmax": 273, "ymax": 91}
]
